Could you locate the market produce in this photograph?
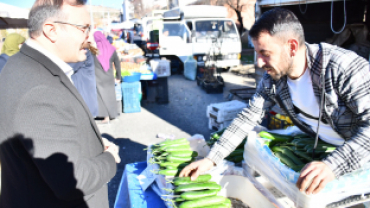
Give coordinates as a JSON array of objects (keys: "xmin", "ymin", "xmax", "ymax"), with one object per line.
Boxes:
[
  {"xmin": 179, "ymin": 189, "xmax": 219, "ymax": 200},
  {"xmin": 156, "ymin": 169, "xmax": 182, "ymax": 176},
  {"xmin": 158, "ymin": 162, "xmax": 190, "ymax": 168},
  {"xmin": 163, "ymin": 174, "xmax": 231, "ymax": 208},
  {"xmin": 169, "ymin": 151, "xmax": 198, "ymax": 158},
  {"xmin": 120, "ymin": 62, "xmax": 152, "ymax": 75},
  {"xmin": 172, "ymin": 174, "xmax": 212, "ymax": 186},
  {"xmin": 149, "ymin": 138, "xmax": 197, "ymax": 177},
  {"xmin": 178, "ymin": 196, "xmax": 228, "ymax": 208},
  {"xmin": 121, "ymin": 70, "xmax": 131, "ymax": 78},
  {"xmin": 259, "ymin": 131, "xmax": 293, "ymax": 142},
  {"xmin": 174, "ymin": 183, "xmax": 222, "ymax": 192},
  {"xmin": 259, "ymin": 131, "xmax": 337, "ymax": 172}
]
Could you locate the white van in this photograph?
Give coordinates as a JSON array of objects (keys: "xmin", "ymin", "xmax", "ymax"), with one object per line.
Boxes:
[{"xmin": 158, "ymin": 5, "xmax": 242, "ymax": 70}]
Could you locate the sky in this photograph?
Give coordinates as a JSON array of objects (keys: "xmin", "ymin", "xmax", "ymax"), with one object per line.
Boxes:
[{"xmin": 0, "ymin": 0, "xmax": 124, "ymax": 9}]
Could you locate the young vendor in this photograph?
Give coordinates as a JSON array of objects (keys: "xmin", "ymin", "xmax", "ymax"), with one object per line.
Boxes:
[{"xmin": 180, "ymin": 8, "xmax": 370, "ymax": 195}]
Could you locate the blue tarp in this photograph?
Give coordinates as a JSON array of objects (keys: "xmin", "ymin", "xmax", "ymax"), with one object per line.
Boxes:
[{"xmin": 114, "ymin": 162, "xmax": 166, "ymax": 208}]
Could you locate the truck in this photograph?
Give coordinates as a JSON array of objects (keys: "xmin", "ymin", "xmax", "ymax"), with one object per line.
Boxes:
[{"xmin": 152, "ymin": 5, "xmax": 242, "ymax": 71}]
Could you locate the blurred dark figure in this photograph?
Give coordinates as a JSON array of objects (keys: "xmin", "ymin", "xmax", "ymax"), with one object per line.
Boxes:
[
  {"xmin": 127, "ymin": 30, "xmax": 134, "ymax": 44},
  {"xmin": 0, "ymin": 33, "xmax": 25, "ymax": 73},
  {"xmin": 68, "ymin": 31, "xmax": 99, "ymax": 117}
]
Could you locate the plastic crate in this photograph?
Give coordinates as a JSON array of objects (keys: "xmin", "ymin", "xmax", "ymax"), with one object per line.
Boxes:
[
  {"xmin": 155, "ymin": 77, "xmax": 169, "ymax": 104},
  {"xmin": 184, "ymin": 57, "xmax": 197, "ymax": 81},
  {"xmin": 228, "ymin": 87, "xmax": 256, "ymax": 101},
  {"xmin": 244, "ymin": 132, "xmax": 370, "ymax": 208},
  {"xmin": 266, "ymin": 112, "xmax": 293, "ymax": 130},
  {"xmin": 121, "ymin": 81, "xmax": 141, "ymax": 113},
  {"xmin": 123, "ymin": 72, "xmax": 141, "ymax": 83},
  {"xmin": 208, "ymin": 117, "xmax": 232, "ymax": 131},
  {"xmin": 150, "ymin": 59, "xmax": 171, "ymax": 77},
  {"xmin": 207, "ymin": 100, "xmax": 247, "ymax": 123}
]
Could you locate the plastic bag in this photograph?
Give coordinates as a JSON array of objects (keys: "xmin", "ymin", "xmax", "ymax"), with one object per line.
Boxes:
[{"xmin": 244, "ymin": 131, "xmax": 370, "ymax": 208}]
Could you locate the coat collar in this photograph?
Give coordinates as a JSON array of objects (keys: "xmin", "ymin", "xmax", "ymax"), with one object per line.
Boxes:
[{"xmin": 20, "ymin": 43, "xmax": 103, "ymax": 145}]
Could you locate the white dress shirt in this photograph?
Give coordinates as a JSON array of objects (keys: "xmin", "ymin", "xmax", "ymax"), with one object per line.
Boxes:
[{"xmin": 25, "ymin": 39, "xmax": 74, "ymax": 84}]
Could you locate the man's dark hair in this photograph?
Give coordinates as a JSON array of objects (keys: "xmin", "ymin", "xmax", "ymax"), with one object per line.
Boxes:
[
  {"xmin": 249, "ymin": 8, "xmax": 305, "ymax": 46},
  {"xmin": 28, "ymin": 0, "xmax": 87, "ymax": 38}
]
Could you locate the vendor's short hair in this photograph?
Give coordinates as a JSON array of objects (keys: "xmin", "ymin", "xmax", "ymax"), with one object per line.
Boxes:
[
  {"xmin": 28, "ymin": 0, "xmax": 87, "ymax": 38},
  {"xmin": 249, "ymin": 8, "xmax": 305, "ymax": 46}
]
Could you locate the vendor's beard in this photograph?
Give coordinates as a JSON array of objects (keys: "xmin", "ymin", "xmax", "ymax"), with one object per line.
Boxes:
[{"xmin": 270, "ymin": 53, "xmax": 294, "ymax": 81}]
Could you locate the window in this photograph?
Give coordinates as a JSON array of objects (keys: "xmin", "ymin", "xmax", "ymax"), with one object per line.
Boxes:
[
  {"xmin": 195, "ymin": 20, "xmax": 238, "ymax": 39},
  {"xmin": 186, "ymin": 21, "xmax": 193, "ymax": 31},
  {"xmin": 162, "ymin": 23, "xmax": 190, "ymax": 42}
]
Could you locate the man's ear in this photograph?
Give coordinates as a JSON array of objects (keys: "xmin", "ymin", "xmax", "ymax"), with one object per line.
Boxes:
[
  {"xmin": 287, "ymin": 38, "xmax": 299, "ymax": 57},
  {"xmin": 43, "ymin": 22, "xmax": 58, "ymax": 43}
]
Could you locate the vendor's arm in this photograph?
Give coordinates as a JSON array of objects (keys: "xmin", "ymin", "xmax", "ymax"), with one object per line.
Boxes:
[
  {"xmin": 180, "ymin": 77, "xmax": 276, "ymax": 178},
  {"xmin": 321, "ymin": 55, "xmax": 370, "ymax": 178},
  {"xmin": 297, "ymin": 53, "xmax": 370, "ymax": 194},
  {"xmin": 14, "ymin": 86, "xmax": 117, "ymax": 201},
  {"xmin": 207, "ymin": 79, "xmax": 276, "ymax": 165}
]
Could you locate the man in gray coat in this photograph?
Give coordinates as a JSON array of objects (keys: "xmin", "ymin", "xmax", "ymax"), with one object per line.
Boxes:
[{"xmin": 0, "ymin": 0, "xmax": 120, "ymax": 207}]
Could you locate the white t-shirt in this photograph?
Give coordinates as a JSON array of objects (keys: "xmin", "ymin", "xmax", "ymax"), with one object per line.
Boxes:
[{"xmin": 287, "ymin": 67, "xmax": 344, "ymax": 146}]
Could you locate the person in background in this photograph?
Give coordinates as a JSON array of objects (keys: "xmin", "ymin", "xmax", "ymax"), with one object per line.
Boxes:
[
  {"xmin": 94, "ymin": 31, "xmax": 121, "ymax": 124},
  {"xmin": 104, "ymin": 30, "xmax": 113, "ymax": 44},
  {"xmin": 0, "ymin": 0, "xmax": 120, "ymax": 207},
  {"xmin": 127, "ymin": 30, "xmax": 134, "ymax": 44},
  {"xmin": 0, "ymin": 33, "xmax": 26, "ymax": 72},
  {"xmin": 162, "ymin": 28, "xmax": 170, "ymax": 37},
  {"xmin": 68, "ymin": 31, "xmax": 99, "ymax": 117},
  {"xmin": 121, "ymin": 29, "xmax": 127, "ymax": 42}
]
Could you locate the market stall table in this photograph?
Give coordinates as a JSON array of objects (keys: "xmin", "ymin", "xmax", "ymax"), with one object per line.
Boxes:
[{"xmin": 114, "ymin": 162, "xmax": 166, "ymax": 208}]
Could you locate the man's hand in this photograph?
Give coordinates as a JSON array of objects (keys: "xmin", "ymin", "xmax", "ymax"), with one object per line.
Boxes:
[
  {"xmin": 102, "ymin": 137, "xmax": 113, "ymax": 150},
  {"xmin": 296, "ymin": 161, "xmax": 335, "ymax": 195},
  {"xmin": 179, "ymin": 158, "xmax": 215, "ymax": 180},
  {"xmin": 102, "ymin": 138, "xmax": 121, "ymax": 163}
]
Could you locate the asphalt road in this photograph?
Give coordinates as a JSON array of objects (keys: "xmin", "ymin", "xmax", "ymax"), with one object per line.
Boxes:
[{"xmin": 97, "ymin": 71, "xmax": 257, "ymax": 208}]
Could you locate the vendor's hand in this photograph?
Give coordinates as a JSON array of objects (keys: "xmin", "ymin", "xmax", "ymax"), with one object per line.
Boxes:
[
  {"xmin": 296, "ymin": 161, "xmax": 335, "ymax": 195},
  {"xmin": 104, "ymin": 143, "xmax": 121, "ymax": 163},
  {"xmin": 179, "ymin": 158, "xmax": 215, "ymax": 180},
  {"xmin": 115, "ymin": 79, "xmax": 121, "ymax": 83}
]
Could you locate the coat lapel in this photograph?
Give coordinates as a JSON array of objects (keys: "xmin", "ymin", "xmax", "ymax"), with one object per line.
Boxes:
[{"xmin": 20, "ymin": 44, "xmax": 103, "ymax": 145}]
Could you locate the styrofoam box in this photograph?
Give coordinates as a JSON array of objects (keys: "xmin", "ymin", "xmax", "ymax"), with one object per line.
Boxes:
[
  {"xmin": 208, "ymin": 117, "xmax": 232, "ymax": 131},
  {"xmin": 207, "ymin": 100, "xmax": 247, "ymax": 123},
  {"xmin": 244, "ymin": 131, "xmax": 370, "ymax": 208},
  {"xmin": 144, "ymin": 135, "xmax": 279, "ymax": 208},
  {"xmin": 154, "ymin": 170, "xmax": 277, "ymax": 208},
  {"xmin": 150, "ymin": 59, "xmax": 171, "ymax": 77}
]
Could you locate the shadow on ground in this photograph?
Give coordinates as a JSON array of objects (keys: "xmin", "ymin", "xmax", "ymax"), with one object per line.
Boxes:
[
  {"xmin": 141, "ymin": 73, "xmax": 254, "ymax": 140},
  {"xmin": 103, "ymin": 133, "xmax": 147, "ymax": 208}
]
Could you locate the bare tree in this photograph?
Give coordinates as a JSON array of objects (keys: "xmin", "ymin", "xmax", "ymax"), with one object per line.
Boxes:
[
  {"xmin": 131, "ymin": 0, "xmax": 145, "ymax": 18},
  {"xmin": 193, "ymin": 0, "xmax": 256, "ymax": 35},
  {"xmin": 132, "ymin": 0, "xmax": 163, "ymax": 18}
]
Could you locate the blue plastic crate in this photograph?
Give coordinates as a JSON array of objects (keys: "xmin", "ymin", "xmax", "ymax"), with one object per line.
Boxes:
[
  {"xmin": 140, "ymin": 73, "xmax": 157, "ymax": 80},
  {"xmin": 123, "ymin": 72, "xmax": 141, "ymax": 83},
  {"xmin": 121, "ymin": 82, "xmax": 141, "ymax": 113}
]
